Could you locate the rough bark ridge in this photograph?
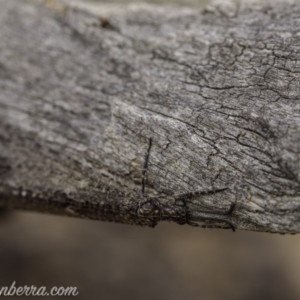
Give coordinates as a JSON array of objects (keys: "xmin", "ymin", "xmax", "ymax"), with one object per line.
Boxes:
[{"xmin": 1, "ymin": 0, "xmax": 300, "ymax": 233}]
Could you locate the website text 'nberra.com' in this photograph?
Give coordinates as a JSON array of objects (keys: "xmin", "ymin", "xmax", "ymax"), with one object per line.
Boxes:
[{"xmin": 0, "ymin": 281, "xmax": 79, "ymax": 297}]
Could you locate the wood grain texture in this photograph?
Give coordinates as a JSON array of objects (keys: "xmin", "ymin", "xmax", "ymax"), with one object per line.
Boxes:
[{"xmin": 1, "ymin": 0, "xmax": 300, "ymax": 233}]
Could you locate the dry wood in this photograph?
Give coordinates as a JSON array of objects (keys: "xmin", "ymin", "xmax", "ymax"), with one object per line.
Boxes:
[{"xmin": 1, "ymin": 0, "xmax": 300, "ymax": 233}]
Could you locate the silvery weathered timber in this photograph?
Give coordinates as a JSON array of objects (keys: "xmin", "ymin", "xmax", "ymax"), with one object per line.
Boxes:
[{"xmin": 1, "ymin": 0, "xmax": 300, "ymax": 233}]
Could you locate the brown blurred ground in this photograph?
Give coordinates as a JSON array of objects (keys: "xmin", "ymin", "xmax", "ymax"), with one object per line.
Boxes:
[{"xmin": 0, "ymin": 211, "xmax": 300, "ymax": 300}]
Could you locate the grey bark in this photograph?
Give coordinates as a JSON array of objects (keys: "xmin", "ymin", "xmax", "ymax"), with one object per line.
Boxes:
[{"xmin": 1, "ymin": 0, "xmax": 300, "ymax": 233}]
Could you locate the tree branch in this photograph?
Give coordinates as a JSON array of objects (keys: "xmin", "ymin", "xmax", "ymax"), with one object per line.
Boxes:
[{"xmin": 1, "ymin": 0, "xmax": 300, "ymax": 233}]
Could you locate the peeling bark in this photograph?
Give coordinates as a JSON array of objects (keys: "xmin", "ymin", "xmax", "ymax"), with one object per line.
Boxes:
[{"xmin": 1, "ymin": 0, "xmax": 300, "ymax": 233}]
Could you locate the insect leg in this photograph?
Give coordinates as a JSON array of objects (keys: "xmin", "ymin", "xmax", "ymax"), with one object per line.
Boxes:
[
  {"xmin": 188, "ymin": 216, "xmax": 236, "ymax": 232},
  {"xmin": 175, "ymin": 187, "xmax": 228, "ymax": 200},
  {"xmin": 175, "ymin": 188, "xmax": 234, "ymax": 215}
]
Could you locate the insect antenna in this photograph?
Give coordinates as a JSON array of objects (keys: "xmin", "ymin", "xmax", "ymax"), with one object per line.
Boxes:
[{"xmin": 142, "ymin": 138, "xmax": 152, "ymax": 194}]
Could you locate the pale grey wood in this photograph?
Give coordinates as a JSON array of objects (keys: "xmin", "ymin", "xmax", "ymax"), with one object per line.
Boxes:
[{"xmin": 1, "ymin": 0, "xmax": 300, "ymax": 233}]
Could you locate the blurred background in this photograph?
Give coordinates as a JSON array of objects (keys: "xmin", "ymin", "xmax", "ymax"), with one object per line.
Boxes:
[{"xmin": 1, "ymin": 211, "xmax": 300, "ymax": 300}]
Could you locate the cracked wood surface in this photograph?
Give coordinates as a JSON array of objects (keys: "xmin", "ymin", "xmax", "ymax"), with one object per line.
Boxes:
[{"xmin": 1, "ymin": 0, "xmax": 300, "ymax": 233}]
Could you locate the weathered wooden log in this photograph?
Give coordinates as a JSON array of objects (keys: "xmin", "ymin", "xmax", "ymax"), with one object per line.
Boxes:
[{"xmin": 1, "ymin": 0, "xmax": 300, "ymax": 233}]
